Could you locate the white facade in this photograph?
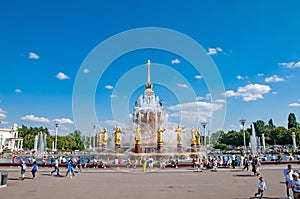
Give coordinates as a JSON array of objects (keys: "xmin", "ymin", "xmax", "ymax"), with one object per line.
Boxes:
[{"xmin": 0, "ymin": 124, "xmax": 23, "ymax": 152}]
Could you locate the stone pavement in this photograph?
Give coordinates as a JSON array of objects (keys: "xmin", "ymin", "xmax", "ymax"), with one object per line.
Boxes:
[{"xmin": 0, "ymin": 165, "xmax": 295, "ymax": 199}]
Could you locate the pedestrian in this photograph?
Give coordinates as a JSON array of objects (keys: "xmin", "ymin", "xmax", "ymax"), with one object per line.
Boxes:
[
  {"xmin": 148, "ymin": 156, "xmax": 154, "ymax": 172},
  {"xmin": 77, "ymin": 157, "xmax": 82, "ymax": 172},
  {"xmin": 50, "ymin": 157, "xmax": 60, "ymax": 176},
  {"xmin": 284, "ymin": 164, "xmax": 293, "ymax": 199},
  {"xmin": 142, "ymin": 157, "xmax": 147, "ymax": 172},
  {"xmin": 243, "ymin": 156, "xmax": 249, "ymax": 171},
  {"xmin": 20, "ymin": 158, "xmax": 26, "ymax": 180},
  {"xmin": 254, "ymin": 176, "xmax": 267, "ymax": 199},
  {"xmin": 31, "ymin": 161, "xmax": 38, "ymax": 179},
  {"xmin": 288, "ymin": 172, "xmax": 300, "ymax": 199},
  {"xmin": 65, "ymin": 159, "xmax": 75, "ymax": 178}
]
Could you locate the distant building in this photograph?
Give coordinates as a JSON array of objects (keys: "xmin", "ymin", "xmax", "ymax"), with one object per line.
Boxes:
[{"xmin": 0, "ymin": 124, "xmax": 23, "ymax": 152}]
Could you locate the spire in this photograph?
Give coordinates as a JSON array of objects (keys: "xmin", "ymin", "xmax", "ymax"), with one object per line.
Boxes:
[{"xmin": 146, "ymin": 60, "xmax": 152, "ymax": 89}]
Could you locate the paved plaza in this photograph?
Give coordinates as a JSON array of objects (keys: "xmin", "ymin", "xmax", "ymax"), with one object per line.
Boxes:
[{"xmin": 0, "ymin": 165, "xmax": 295, "ymax": 199}]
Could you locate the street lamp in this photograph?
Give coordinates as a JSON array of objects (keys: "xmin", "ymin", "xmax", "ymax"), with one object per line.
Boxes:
[
  {"xmin": 54, "ymin": 120, "xmax": 60, "ymax": 152},
  {"xmin": 239, "ymin": 119, "xmax": 246, "ymax": 150},
  {"xmin": 201, "ymin": 121, "xmax": 207, "ymax": 148},
  {"xmin": 91, "ymin": 123, "xmax": 97, "ymax": 152}
]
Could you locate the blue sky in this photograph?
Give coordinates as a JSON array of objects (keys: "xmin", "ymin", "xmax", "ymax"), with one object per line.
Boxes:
[{"xmin": 1, "ymin": 1, "xmax": 300, "ymax": 136}]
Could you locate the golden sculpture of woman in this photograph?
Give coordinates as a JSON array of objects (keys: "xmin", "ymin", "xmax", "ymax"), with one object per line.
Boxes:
[
  {"xmin": 157, "ymin": 127, "xmax": 166, "ymax": 143},
  {"xmin": 101, "ymin": 128, "xmax": 108, "ymax": 146},
  {"xmin": 134, "ymin": 125, "xmax": 142, "ymax": 145},
  {"xmin": 175, "ymin": 125, "xmax": 185, "ymax": 145},
  {"xmin": 190, "ymin": 127, "xmax": 197, "ymax": 145},
  {"xmin": 196, "ymin": 128, "xmax": 201, "ymax": 145},
  {"xmin": 112, "ymin": 127, "xmax": 122, "ymax": 145}
]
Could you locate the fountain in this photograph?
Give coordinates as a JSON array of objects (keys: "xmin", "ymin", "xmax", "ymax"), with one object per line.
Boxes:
[
  {"xmin": 34, "ymin": 132, "xmax": 47, "ymax": 155},
  {"xmin": 251, "ymin": 123, "xmax": 258, "ymax": 155},
  {"xmin": 91, "ymin": 60, "xmax": 206, "ymax": 165}
]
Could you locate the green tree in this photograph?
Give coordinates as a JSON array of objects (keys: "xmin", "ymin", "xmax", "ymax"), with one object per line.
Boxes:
[
  {"xmin": 69, "ymin": 130, "xmax": 84, "ymax": 151},
  {"xmin": 288, "ymin": 113, "xmax": 299, "ymax": 129},
  {"xmin": 268, "ymin": 119, "xmax": 275, "ymax": 127}
]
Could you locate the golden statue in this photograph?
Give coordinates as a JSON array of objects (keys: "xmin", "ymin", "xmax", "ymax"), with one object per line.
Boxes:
[
  {"xmin": 112, "ymin": 127, "xmax": 122, "ymax": 145},
  {"xmin": 190, "ymin": 127, "xmax": 197, "ymax": 145},
  {"xmin": 175, "ymin": 125, "xmax": 185, "ymax": 145},
  {"xmin": 157, "ymin": 127, "xmax": 166, "ymax": 143},
  {"xmin": 196, "ymin": 128, "xmax": 201, "ymax": 145},
  {"xmin": 99, "ymin": 128, "xmax": 108, "ymax": 146},
  {"xmin": 134, "ymin": 125, "xmax": 142, "ymax": 145}
]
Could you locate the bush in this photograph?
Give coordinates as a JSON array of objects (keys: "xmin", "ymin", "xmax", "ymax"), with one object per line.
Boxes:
[{"xmin": 214, "ymin": 143, "xmax": 229, "ymax": 150}]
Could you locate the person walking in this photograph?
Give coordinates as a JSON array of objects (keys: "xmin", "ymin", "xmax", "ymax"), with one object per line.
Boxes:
[
  {"xmin": 254, "ymin": 176, "xmax": 267, "ymax": 199},
  {"xmin": 20, "ymin": 158, "xmax": 26, "ymax": 180},
  {"xmin": 65, "ymin": 159, "xmax": 75, "ymax": 178},
  {"xmin": 142, "ymin": 157, "xmax": 147, "ymax": 172},
  {"xmin": 31, "ymin": 161, "xmax": 38, "ymax": 179},
  {"xmin": 50, "ymin": 157, "xmax": 60, "ymax": 176},
  {"xmin": 284, "ymin": 164, "xmax": 293, "ymax": 199},
  {"xmin": 288, "ymin": 172, "xmax": 300, "ymax": 199}
]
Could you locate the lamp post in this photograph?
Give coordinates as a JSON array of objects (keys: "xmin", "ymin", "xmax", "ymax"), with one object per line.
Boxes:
[
  {"xmin": 92, "ymin": 123, "xmax": 97, "ymax": 152},
  {"xmin": 239, "ymin": 119, "xmax": 246, "ymax": 151},
  {"xmin": 201, "ymin": 122, "xmax": 207, "ymax": 148},
  {"xmin": 54, "ymin": 120, "xmax": 60, "ymax": 152}
]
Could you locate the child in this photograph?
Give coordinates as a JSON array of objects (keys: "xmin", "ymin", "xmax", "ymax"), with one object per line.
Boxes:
[
  {"xmin": 20, "ymin": 158, "xmax": 26, "ymax": 180},
  {"xmin": 255, "ymin": 176, "xmax": 267, "ymax": 198},
  {"xmin": 31, "ymin": 161, "xmax": 38, "ymax": 179}
]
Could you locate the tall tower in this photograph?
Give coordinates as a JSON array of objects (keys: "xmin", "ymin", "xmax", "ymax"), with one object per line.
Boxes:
[{"xmin": 133, "ymin": 60, "xmax": 166, "ymax": 146}]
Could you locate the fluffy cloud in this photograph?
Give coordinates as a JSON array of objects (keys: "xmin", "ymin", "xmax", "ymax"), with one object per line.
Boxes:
[
  {"xmin": 225, "ymin": 83, "xmax": 271, "ymax": 101},
  {"xmin": 257, "ymin": 73, "xmax": 264, "ymax": 76},
  {"xmin": 279, "ymin": 61, "xmax": 300, "ymax": 69},
  {"xmin": 21, "ymin": 115, "xmax": 50, "ymax": 123},
  {"xmin": 105, "ymin": 85, "xmax": 113, "ymax": 90},
  {"xmin": 167, "ymin": 101, "xmax": 224, "ymax": 123},
  {"xmin": 110, "ymin": 94, "xmax": 118, "ymax": 98},
  {"xmin": 29, "ymin": 52, "xmax": 40, "ymax": 59},
  {"xmin": 194, "ymin": 75, "xmax": 203, "ymax": 79},
  {"xmin": 289, "ymin": 103, "xmax": 300, "ymax": 107},
  {"xmin": 15, "ymin": 89, "xmax": 22, "ymax": 93},
  {"xmin": 207, "ymin": 47, "xmax": 223, "ymax": 55},
  {"xmin": 177, "ymin": 83, "xmax": 188, "ymax": 88},
  {"xmin": 265, "ymin": 75, "xmax": 284, "ymax": 83},
  {"xmin": 56, "ymin": 72, "xmax": 70, "ymax": 80},
  {"xmin": 83, "ymin": 68, "xmax": 89, "ymax": 74},
  {"xmin": 53, "ymin": 118, "xmax": 74, "ymax": 124},
  {"xmin": 171, "ymin": 58, "xmax": 181, "ymax": 64},
  {"xmin": 0, "ymin": 108, "xmax": 7, "ymax": 119}
]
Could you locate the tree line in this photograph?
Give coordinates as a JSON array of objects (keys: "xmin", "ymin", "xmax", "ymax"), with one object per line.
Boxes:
[
  {"xmin": 18, "ymin": 125, "xmax": 84, "ymax": 151},
  {"xmin": 213, "ymin": 113, "xmax": 300, "ymax": 150}
]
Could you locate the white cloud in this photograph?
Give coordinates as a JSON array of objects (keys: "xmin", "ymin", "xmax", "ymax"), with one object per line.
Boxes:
[
  {"xmin": 0, "ymin": 108, "xmax": 7, "ymax": 119},
  {"xmin": 194, "ymin": 75, "xmax": 203, "ymax": 79},
  {"xmin": 265, "ymin": 75, "xmax": 284, "ymax": 83},
  {"xmin": 257, "ymin": 73, "xmax": 264, "ymax": 76},
  {"xmin": 105, "ymin": 85, "xmax": 113, "ymax": 90},
  {"xmin": 0, "ymin": 121, "xmax": 8, "ymax": 124},
  {"xmin": 272, "ymin": 91, "xmax": 278, "ymax": 94},
  {"xmin": 110, "ymin": 94, "xmax": 118, "ymax": 98},
  {"xmin": 53, "ymin": 118, "xmax": 74, "ymax": 124},
  {"xmin": 15, "ymin": 89, "xmax": 22, "ymax": 93},
  {"xmin": 56, "ymin": 72, "xmax": 70, "ymax": 80},
  {"xmin": 29, "ymin": 52, "xmax": 40, "ymax": 59},
  {"xmin": 196, "ymin": 96, "xmax": 204, "ymax": 101},
  {"xmin": 236, "ymin": 75, "xmax": 244, "ymax": 80},
  {"xmin": 289, "ymin": 103, "xmax": 300, "ymax": 107},
  {"xmin": 83, "ymin": 68, "xmax": 89, "ymax": 74},
  {"xmin": 171, "ymin": 58, "xmax": 181, "ymax": 64},
  {"xmin": 279, "ymin": 61, "xmax": 300, "ymax": 69},
  {"xmin": 167, "ymin": 101, "xmax": 224, "ymax": 123},
  {"xmin": 225, "ymin": 83, "xmax": 271, "ymax": 101},
  {"xmin": 207, "ymin": 47, "xmax": 223, "ymax": 55},
  {"xmin": 177, "ymin": 83, "xmax": 188, "ymax": 88},
  {"xmin": 212, "ymin": 99, "xmax": 226, "ymax": 103},
  {"xmin": 21, "ymin": 115, "xmax": 50, "ymax": 123}
]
